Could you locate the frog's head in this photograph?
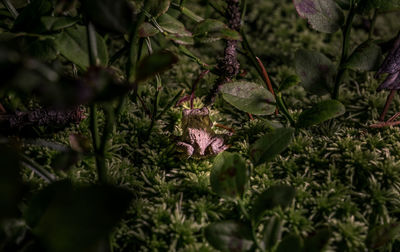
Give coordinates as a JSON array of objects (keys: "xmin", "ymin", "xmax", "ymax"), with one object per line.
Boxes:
[{"xmin": 182, "ymin": 107, "xmax": 212, "ymax": 130}]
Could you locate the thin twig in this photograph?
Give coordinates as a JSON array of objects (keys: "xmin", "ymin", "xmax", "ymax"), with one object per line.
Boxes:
[{"xmin": 379, "ymin": 90, "xmax": 397, "ymax": 121}]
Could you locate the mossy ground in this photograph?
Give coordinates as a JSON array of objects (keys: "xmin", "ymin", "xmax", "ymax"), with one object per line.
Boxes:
[{"xmin": 22, "ymin": 0, "xmax": 400, "ymax": 251}]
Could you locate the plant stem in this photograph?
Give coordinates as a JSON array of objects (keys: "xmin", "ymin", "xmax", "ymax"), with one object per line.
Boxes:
[
  {"xmin": 238, "ymin": 200, "xmax": 264, "ymax": 252},
  {"xmin": 2, "ymin": 0, "xmax": 18, "ymax": 19},
  {"xmin": 126, "ymin": 1, "xmax": 151, "ymax": 83},
  {"xmin": 332, "ymin": 5, "xmax": 356, "ymax": 100},
  {"xmin": 87, "ymin": 21, "xmax": 99, "ymax": 66},
  {"xmin": 379, "ymin": 90, "xmax": 397, "ymax": 121},
  {"xmin": 97, "ymin": 104, "xmax": 115, "ymax": 184},
  {"xmin": 86, "ymin": 21, "xmax": 109, "ymax": 183},
  {"xmin": 276, "ymin": 93, "xmax": 296, "ymax": 127},
  {"xmin": 369, "ymin": 9, "xmax": 378, "ymax": 40},
  {"xmin": 20, "ymin": 154, "xmax": 56, "ymax": 183},
  {"xmin": 241, "ymin": 30, "xmax": 279, "ymax": 90}
]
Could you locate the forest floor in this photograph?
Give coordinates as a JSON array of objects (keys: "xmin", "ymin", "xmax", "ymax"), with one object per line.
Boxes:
[{"xmin": 22, "ymin": 0, "xmax": 400, "ymax": 251}]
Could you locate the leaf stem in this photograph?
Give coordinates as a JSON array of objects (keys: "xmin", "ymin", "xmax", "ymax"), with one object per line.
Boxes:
[
  {"xmin": 276, "ymin": 93, "xmax": 296, "ymax": 127},
  {"xmin": 2, "ymin": 0, "xmax": 18, "ymax": 19},
  {"xmin": 332, "ymin": 5, "xmax": 356, "ymax": 99}
]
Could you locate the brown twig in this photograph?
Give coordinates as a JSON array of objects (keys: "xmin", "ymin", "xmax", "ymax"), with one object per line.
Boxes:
[
  {"xmin": 379, "ymin": 90, "xmax": 397, "ymax": 121},
  {"xmin": 370, "ymin": 111, "xmax": 400, "ymax": 128},
  {"xmin": 255, "ymin": 56, "xmax": 279, "ymax": 115},
  {"xmin": 215, "ymin": 123, "xmax": 235, "ymax": 134}
]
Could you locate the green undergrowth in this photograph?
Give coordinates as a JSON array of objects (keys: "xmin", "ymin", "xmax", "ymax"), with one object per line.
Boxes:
[{"xmin": 19, "ymin": 0, "xmax": 400, "ymax": 251}]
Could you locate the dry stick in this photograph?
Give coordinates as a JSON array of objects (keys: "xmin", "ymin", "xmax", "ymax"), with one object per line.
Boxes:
[
  {"xmin": 255, "ymin": 56, "xmax": 279, "ymax": 115},
  {"xmin": 379, "ymin": 90, "xmax": 397, "ymax": 121},
  {"xmin": 205, "ymin": 0, "xmax": 241, "ymax": 105}
]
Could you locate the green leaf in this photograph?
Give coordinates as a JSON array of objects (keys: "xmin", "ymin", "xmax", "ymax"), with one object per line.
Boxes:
[
  {"xmin": 279, "ymin": 75, "xmax": 300, "ymax": 92},
  {"xmin": 12, "ymin": 0, "xmax": 53, "ymax": 32},
  {"xmin": 210, "ymin": 152, "xmax": 248, "ymax": 199},
  {"xmin": 250, "ymin": 127, "xmax": 294, "ymax": 165},
  {"xmin": 205, "ymin": 221, "xmax": 253, "ymax": 252},
  {"xmin": 295, "ymin": 49, "xmax": 336, "ymax": 95},
  {"xmin": 39, "ymin": 16, "xmax": 79, "ymax": 32},
  {"xmin": 158, "ymin": 13, "xmax": 192, "ymax": 36},
  {"xmin": 263, "ymin": 216, "xmax": 283, "ymax": 250},
  {"xmin": 344, "ymin": 40, "xmax": 382, "ymax": 71},
  {"xmin": 24, "ymin": 180, "xmax": 133, "ymax": 252},
  {"xmin": 252, "ymin": 185, "xmax": 295, "ymax": 221},
  {"xmin": 158, "ymin": 14, "xmax": 194, "ymax": 44},
  {"xmin": 296, "ymin": 100, "xmax": 345, "ymax": 128},
  {"xmin": 303, "ymin": 228, "xmax": 331, "ymax": 252},
  {"xmin": 194, "ymin": 19, "xmax": 241, "ymax": 43},
  {"xmin": 81, "ymin": 0, "xmax": 135, "ymax": 33},
  {"xmin": 139, "ymin": 22, "xmax": 159, "ymax": 37},
  {"xmin": 148, "ymin": 0, "xmax": 171, "ymax": 18},
  {"xmin": 53, "ymin": 25, "xmax": 109, "ymax": 70},
  {"xmin": 221, "ymin": 81, "xmax": 276, "ymax": 115},
  {"xmin": 293, "ymin": 0, "xmax": 344, "ymax": 33},
  {"xmin": 366, "ymin": 223, "xmax": 400, "ymax": 249},
  {"xmin": 277, "ymin": 234, "xmax": 303, "ymax": 252},
  {"xmin": 165, "ymin": 33, "xmax": 195, "ymax": 45},
  {"xmin": 0, "ymin": 145, "xmax": 24, "ymax": 221},
  {"xmin": 136, "ymin": 51, "xmax": 178, "ymax": 82}
]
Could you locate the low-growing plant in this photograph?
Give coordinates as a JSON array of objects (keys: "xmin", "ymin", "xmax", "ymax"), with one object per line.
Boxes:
[{"xmin": 0, "ymin": 0, "xmax": 400, "ymax": 251}]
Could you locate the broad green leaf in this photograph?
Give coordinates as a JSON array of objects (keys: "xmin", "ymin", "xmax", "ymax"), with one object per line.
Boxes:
[
  {"xmin": 12, "ymin": 0, "xmax": 53, "ymax": 32},
  {"xmin": 252, "ymin": 185, "xmax": 295, "ymax": 221},
  {"xmin": 263, "ymin": 216, "xmax": 283, "ymax": 250},
  {"xmin": 250, "ymin": 127, "xmax": 294, "ymax": 165},
  {"xmin": 279, "ymin": 75, "xmax": 300, "ymax": 92},
  {"xmin": 366, "ymin": 223, "xmax": 400, "ymax": 249},
  {"xmin": 81, "ymin": 0, "xmax": 135, "ymax": 33},
  {"xmin": 194, "ymin": 19, "xmax": 241, "ymax": 43},
  {"xmin": 293, "ymin": 0, "xmax": 344, "ymax": 33},
  {"xmin": 139, "ymin": 22, "xmax": 159, "ymax": 37},
  {"xmin": 39, "ymin": 16, "xmax": 79, "ymax": 32},
  {"xmin": 303, "ymin": 229, "xmax": 331, "ymax": 252},
  {"xmin": 295, "ymin": 49, "xmax": 336, "ymax": 95},
  {"xmin": 53, "ymin": 25, "xmax": 109, "ymax": 69},
  {"xmin": 205, "ymin": 221, "xmax": 253, "ymax": 252},
  {"xmin": 148, "ymin": 0, "xmax": 171, "ymax": 18},
  {"xmin": 221, "ymin": 81, "xmax": 276, "ymax": 115},
  {"xmin": 136, "ymin": 51, "xmax": 178, "ymax": 82},
  {"xmin": 0, "ymin": 145, "xmax": 24, "ymax": 221},
  {"xmin": 277, "ymin": 234, "xmax": 303, "ymax": 252},
  {"xmin": 25, "ymin": 180, "xmax": 132, "ymax": 252},
  {"xmin": 296, "ymin": 100, "xmax": 345, "ymax": 128},
  {"xmin": 158, "ymin": 13, "xmax": 192, "ymax": 36},
  {"xmin": 344, "ymin": 40, "xmax": 382, "ymax": 71},
  {"xmin": 210, "ymin": 152, "xmax": 248, "ymax": 199}
]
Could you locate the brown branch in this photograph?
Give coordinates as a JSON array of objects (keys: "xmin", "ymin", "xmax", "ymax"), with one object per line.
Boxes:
[{"xmin": 205, "ymin": 0, "xmax": 241, "ymax": 104}]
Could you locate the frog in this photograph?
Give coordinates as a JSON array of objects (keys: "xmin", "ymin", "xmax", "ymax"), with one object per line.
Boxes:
[{"xmin": 177, "ymin": 107, "xmax": 228, "ymax": 159}]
